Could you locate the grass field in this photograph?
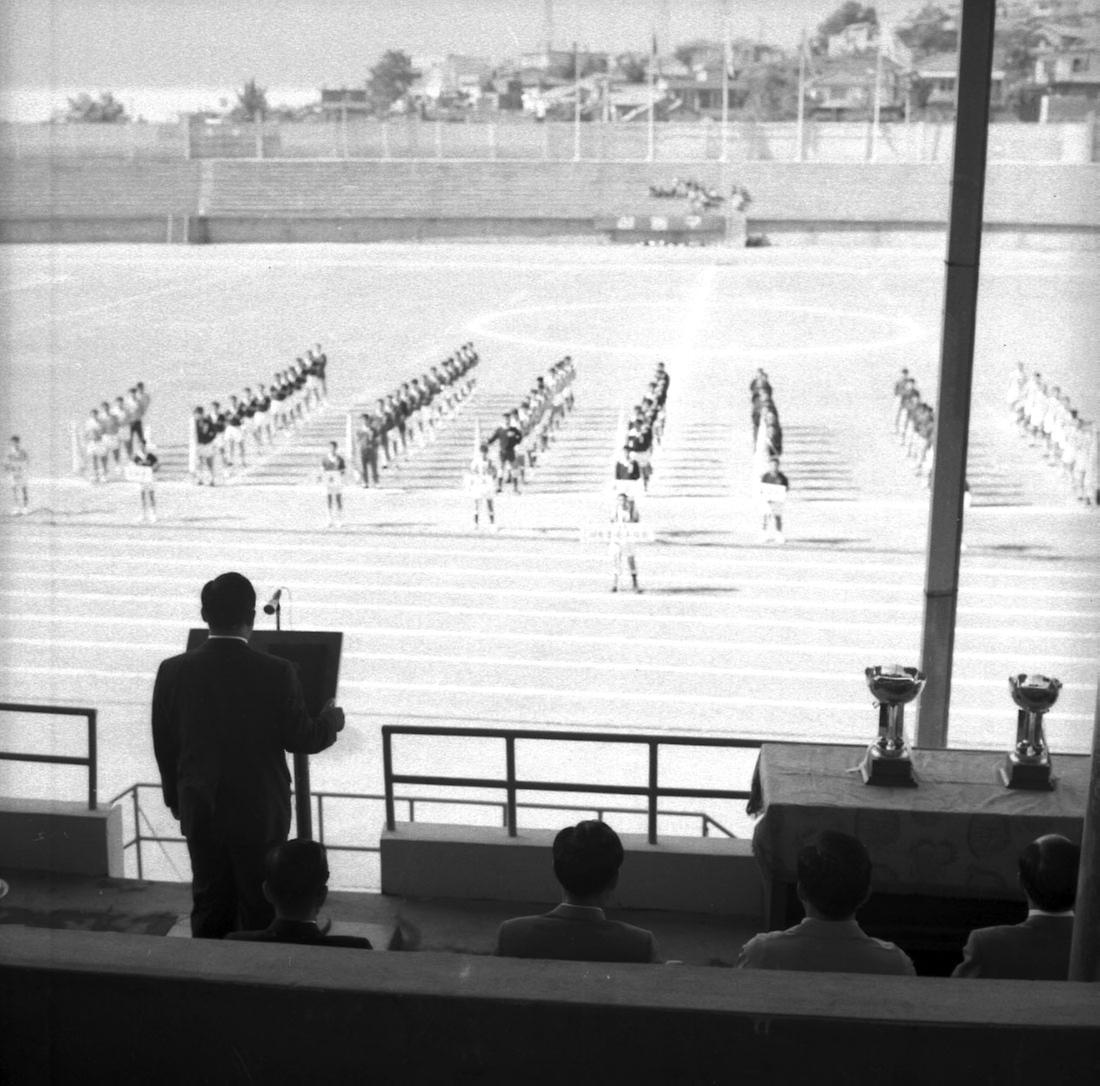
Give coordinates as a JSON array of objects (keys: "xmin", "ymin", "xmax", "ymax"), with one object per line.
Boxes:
[{"xmin": 1, "ymin": 241, "xmax": 1097, "ymax": 887}]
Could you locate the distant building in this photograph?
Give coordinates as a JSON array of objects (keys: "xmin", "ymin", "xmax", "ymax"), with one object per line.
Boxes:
[
  {"xmin": 319, "ymin": 88, "xmax": 370, "ymax": 119},
  {"xmin": 808, "ymin": 55, "xmax": 908, "ymax": 120},
  {"xmin": 916, "ymin": 51, "xmax": 1008, "ymax": 117},
  {"xmin": 827, "ymin": 21, "xmax": 877, "ymax": 57},
  {"xmin": 1033, "ymin": 23, "xmax": 1100, "ymax": 98}
]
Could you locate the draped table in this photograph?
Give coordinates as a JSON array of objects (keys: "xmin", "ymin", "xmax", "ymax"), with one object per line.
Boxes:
[{"xmin": 750, "ymin": 743, "xmax": 1088, "ymax": 947}]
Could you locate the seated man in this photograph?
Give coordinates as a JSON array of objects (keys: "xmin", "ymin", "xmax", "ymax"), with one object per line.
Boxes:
[
  {"xmin": 952, "ymin": 834, "xmax": 1078, "ymax": 980},
  {"xmin": 496, "ymin": 820, "xmax": 658, "ymax": 963},
  {"xmin": 737, "ymin": 831, "xmax": 914, "ymax": 975},
  {"xmin": 226, "ymin": 839, "xmax": 371, "ymax": 949}
]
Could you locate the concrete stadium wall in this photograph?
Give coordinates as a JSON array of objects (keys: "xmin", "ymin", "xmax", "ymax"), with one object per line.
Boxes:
[
  {"xmin": 0, "ymin": 157, "xmax": 1096, "ymax": 243},
  {"xmin": 3, "ymin": 928, "xmax": 1097, "ymax": 1085},
  {"xmin": 381, "ymin": 824, "xmax": 764, "ymax": 917}
]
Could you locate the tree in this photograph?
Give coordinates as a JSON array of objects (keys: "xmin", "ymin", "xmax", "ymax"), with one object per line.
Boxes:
[
  {"xmin": 812, "ymin": 3, "xmax": 878, "ymax": 55},
  {"xmin": 735, "ymin": 60, "xmax": 801, "ymax": 121},
  {"xmin": 368, "ymin": 50, "xmax": 419, "ymax": 114},
  {"xmin": 616, "ymin": 52, "xmax": 650, "ymax": 84},
  {"xmin": 897, "ymin": 5, "xmax": 957, "ymax": 57},
  {"xmin": 63, "ymin": 91, "xmax": 129, "ymax": 123},
  {"xmin": 231, "ymin": 78, "xmax": 269, "ymax": 122},
  {"xmin": 674, "ymin": 39, "xmax": 722, "ymax": 71}
]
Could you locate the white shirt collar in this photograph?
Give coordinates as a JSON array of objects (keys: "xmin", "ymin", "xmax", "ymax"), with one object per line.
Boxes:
[
  {"xmin": 207, "ymin": 634, "xmax": 249, "ymax": 643},
  {"xmin": 1027, "ymin": 908, "xmax": 1074, "ymax": 918}
]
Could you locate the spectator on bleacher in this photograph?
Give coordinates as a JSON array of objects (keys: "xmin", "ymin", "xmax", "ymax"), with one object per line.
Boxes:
[
  {"xmin": 152, "ymin": 572, "xmax": 346, "ymax": 938},
  {"xmin": 952, "ymin": 834, "xmax": 1079, "ymax": 980},
  {"xmin": 496, "ymin": 820, "xmax": 658, "ymax": 963},
  {"xmin": 226, "ymin": 840, "xmax": 371, "ymax": 949},
  {"xmin": 736, "ymin": 831, "xmax": 915, "ymax": 975}
]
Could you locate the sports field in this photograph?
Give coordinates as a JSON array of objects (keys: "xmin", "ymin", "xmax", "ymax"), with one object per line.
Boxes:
[{"xmin": 1, "ymin": 241, "xmax": 1097, "ymax": 887}]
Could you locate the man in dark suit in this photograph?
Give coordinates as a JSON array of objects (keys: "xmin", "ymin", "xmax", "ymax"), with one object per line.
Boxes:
[
  {"xmin": 226, "ymin": 839, "xmax": 371, "ymax": 949},
  {"xmin": 737, "ymin": 831, "xmax": 915, "ymax": 975},
  {"xmin": 495, "ymin": 820, "xmax": 658, "ymax": 963},
  {"xmin": 952, "ymin": 834, "xmax": 1079, "ymax": 980},
  {"xmin": 152, "ymin": 571, "xmax": 345, "ymax": 938}
]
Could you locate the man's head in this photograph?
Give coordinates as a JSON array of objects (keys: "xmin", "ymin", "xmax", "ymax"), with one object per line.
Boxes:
[
  {"xmin": 263, "ymin": 839, "xmax": 330, "ymax": 920},
  {"xmin": 200, "ymin": 572, "xmax": 256, "ymax": 636},
  {"xmin": 769, "ymin": 457, "xmax": 780, "ymax": 471},
  {"xmin": 328, "ymin": 441, "xmax": 338, "ymax": 453},
  {"xmin": 553, "ymin": 820, "xmax": 624, "ymax": 903},
  {"xmin": 1019, "ymin": 834, "xmax": 1079, "ymax": 913},
  {"xmin": 796, "ymin": 831, "xmax": 872, "ymax": 921},
  {"xmin": 9, "ymin": 435, "xmax": 19, "ymax": 447}
]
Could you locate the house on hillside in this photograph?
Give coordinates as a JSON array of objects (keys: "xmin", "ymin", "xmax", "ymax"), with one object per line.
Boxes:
[
  {"xmin": 808, "ymin": 55, "xmax": 908, "ymax": 120},
  {"xmin": 319, "ymin": 88, "xmax": 370, "ymax": 120},
  {"xmin": 915, "ymin": 51, "xmax": 1008, "ymax": 118},
  {"xmin": 1032, "ymin": 22, "xmax": 1100, "ymax": 99}
]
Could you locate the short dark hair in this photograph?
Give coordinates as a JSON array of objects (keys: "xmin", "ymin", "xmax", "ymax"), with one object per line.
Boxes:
[
  {"xmin": 1019, "ymin": 834, "xmax": 1079, "ymax": 912},
  {"xmin": 797, "ymin": 831, "xmax": 872, "ymax": 920},
  {"xmin": 553, "ymin": 820, "xmax": 623, "ymax": 897},
  {"xmin": 265, "ymin": 840, "xmax": 329, "ymax": 911},
  {"xmin": 200, "ymin": 572, "xmax": 256, "ymax": 631}
]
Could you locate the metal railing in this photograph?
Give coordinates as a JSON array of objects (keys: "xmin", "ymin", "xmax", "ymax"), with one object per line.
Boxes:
[
  {"xmin": 383, "ymin": 725, "xmax": 763, "ymax": 845},
  {"xmin": 110, "ymin": 776, "xmax": 739, "ymax": 882},
  {"xmin": 0, "ymin": 701, "xmax": 98, "ymax": 809}
]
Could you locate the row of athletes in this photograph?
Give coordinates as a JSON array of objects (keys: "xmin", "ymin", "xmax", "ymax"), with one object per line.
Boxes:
[
  {"xmin": 192, "ymin": 346, "xmax": 328, "ymax": 485},
  {"xmin": 893, "ymin": 369, "xmax": 935, "ymax": 486},
  {"xmin": 465, "ymin": 357, "xmax": 578, "ymax": 527},
  {"xmin": 353, "ymin": 343, "xmax": 480, "ymax": 486},
  {"xmin": 80, "ymin": 383, "xmax": 152, "ymax": 483},
  {"xmin": 1007, "ymin": 363, "xmax": 1097, "ymax": 506},
  {"xmin": 751, "ymin": 369, "xmax": 790, "ymax": 543},
  {"xmin": 612, "ymin": 361, "xmax": 670, "ymax": 501},
  {"xmin": 485, "ymin": 355, "xmax": 577, "ymax": 496}
]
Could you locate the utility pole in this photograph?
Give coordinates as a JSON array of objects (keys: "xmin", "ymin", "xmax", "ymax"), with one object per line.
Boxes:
[{"xmin": 915, "ymin": 0, "xmax": 997, "ymax": 749}]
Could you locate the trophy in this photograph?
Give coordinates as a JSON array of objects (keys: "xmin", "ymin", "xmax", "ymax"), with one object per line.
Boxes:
[
  {"xmin": 999, "ymin": 674, "xmax": 1061, "ymax": 790},
  {"xmin": 859, "ymin": 665, "xmax": 925, "ymax": 786}
]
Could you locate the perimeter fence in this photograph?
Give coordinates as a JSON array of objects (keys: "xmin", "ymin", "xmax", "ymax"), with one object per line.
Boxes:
[{"xmin": 1, "ymin": 117, "xmax": 1095, "ymax": 164}]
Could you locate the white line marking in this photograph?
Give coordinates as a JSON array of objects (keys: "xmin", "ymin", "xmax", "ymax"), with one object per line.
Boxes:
[
  {"xmin": 467, "ymin": 298, "xmax": 926, "ymax": 360},
  {"xmin": 1, "ymin": 665, "xmax": 1089, "ymax": 721},
  {"xmin": 0, "ymin": 588, "xmax": 1094, "ymax": 642},
  {"xmin": 4, "ymin": 535, "xmax": 1096, "ymax": 590},
  {"xmin": 3, "ymin": 631, "xmax": 1094, "ymax": 668},
  {"xmin": 4, "ymin": 567, "xmax": 1095, "ymax": 620}
]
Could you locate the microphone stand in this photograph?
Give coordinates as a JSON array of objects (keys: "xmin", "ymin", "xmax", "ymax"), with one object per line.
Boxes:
[{"xmin": 267, "ymin": 589, "xmax": 313, "ymax": 840}]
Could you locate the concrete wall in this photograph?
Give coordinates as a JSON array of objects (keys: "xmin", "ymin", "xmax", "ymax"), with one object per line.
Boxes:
[
  {"xmin": 0, "ymin": 797, "xmax": 123, "ymax": 877},
  {"xmin": 0, "ymin": 158, "xmax": 1096, "ymax": 243},
  {"xmin": 3, "ymin": 928, "xmax": 1097, "ymax": 1085},
  {"xmin": 381, "ymin": 824, "xmax": 764, "ymax": 917}
]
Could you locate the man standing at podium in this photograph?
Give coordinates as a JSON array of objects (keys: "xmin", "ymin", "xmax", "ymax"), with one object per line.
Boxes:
[{"xmin": 152, "ymin": 572, "xmax": 346, "ymax": 938}]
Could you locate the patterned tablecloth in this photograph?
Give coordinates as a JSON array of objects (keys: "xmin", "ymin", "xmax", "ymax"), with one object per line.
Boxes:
[{"xmin": 751, "ymin": 743, "xmax": 1089, "ymax": 899}]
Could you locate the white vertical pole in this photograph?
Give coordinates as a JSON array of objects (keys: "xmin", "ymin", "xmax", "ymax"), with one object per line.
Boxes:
[
  {"xmin": 573, "ymin": 41, "xmax": 581, "ymax": 161},
  {"xmin": 720, "ymin": 1, "xmax": 730, "ymax": 163},
  {"xmin": 870, "ymin": 34, "xmax": 883, "ymax": 162},
  {"xmin": 647, "ymin": 29, "xmax": 657, "ymax": 163},
  {"xmin": 796, "ymin": 30, "xmax": 807, "ymax": 162}
]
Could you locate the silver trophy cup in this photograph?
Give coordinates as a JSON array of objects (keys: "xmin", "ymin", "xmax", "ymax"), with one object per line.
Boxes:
[
  {"xmin": 859, "ymin": 665, "xmax": 925, "ymax": 786},
  {"xmin": 1000, "ymin": 673, "xmax": 1061, "ymax": 790}
]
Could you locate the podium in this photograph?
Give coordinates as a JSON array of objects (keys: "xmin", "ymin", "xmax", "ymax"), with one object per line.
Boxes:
[{"xmin": 186, "ymin": 629, "xmax": 343, "ymax": 839}]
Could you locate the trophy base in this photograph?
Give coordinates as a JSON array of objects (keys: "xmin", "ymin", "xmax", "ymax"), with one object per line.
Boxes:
[
  {"xmin": 999, "ymin": 753, "xmax": 1054, "ymax": 791},
  {"xmin": 859, "ymin": 744, "xmax": 917, "ymax": 787}
]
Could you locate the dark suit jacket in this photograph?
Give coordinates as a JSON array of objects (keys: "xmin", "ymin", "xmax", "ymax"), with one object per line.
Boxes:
[
  {"xmin": 226, "ymin": 917, "xmax": 371, "ymax": 949},
  {"xmin": 952, "ymin": 914, "xmax": 1074, "ymax": 980},
  {"xmin": 152, "ymin": 638, "xmax": 340, "ymax": 845},
  {"xmin": 495, "ymin": 903, "xmax": 658, "ymax": 963}
]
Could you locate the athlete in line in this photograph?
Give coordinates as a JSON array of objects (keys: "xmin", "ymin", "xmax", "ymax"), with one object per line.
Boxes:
[{"xmin": 5, "ymin": 436, "xmax": 30, "ymax": 516}]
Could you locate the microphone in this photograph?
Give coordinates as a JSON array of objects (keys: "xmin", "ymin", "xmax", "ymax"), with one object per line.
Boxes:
[{"xmin": 262, "ymin": 588, "xmax": 285, "ymax": 615}]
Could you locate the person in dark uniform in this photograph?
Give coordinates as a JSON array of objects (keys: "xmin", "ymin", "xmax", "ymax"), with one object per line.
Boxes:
[
  {"xmin": 226, "ymin": 840, "xmax": 371, "ymax": 949},
  {"xmin": 759, "ymin": 456, "xmax": 789, "ymax": 544},
  {"xmin": 488, "ymin": 412, "xmax": 524, "ymax": 494},
  {"xmin": 193, "ymin": 406, "xmax": 217, "ymax": 486},
  {"xmin": 152, "ymin": 572, "xmax": 345, "ymax": 938},
  {"xmin": 356, "ymin": 413, "xmax": 380, "ymax": 487}
]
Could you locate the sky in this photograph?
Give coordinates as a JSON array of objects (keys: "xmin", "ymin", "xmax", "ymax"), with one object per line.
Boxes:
[{"xmin": 0, "ymin": 0, "xmax": 861, "ymax": 120}]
